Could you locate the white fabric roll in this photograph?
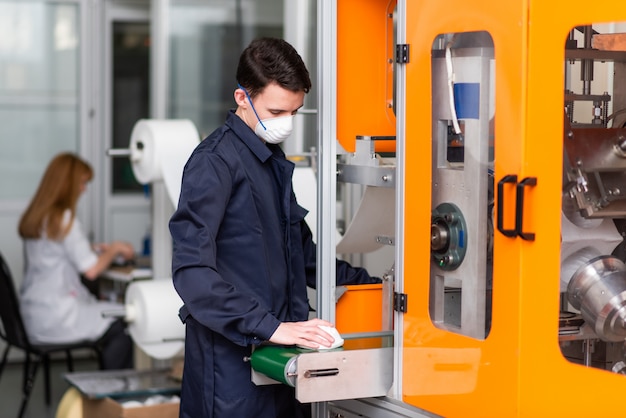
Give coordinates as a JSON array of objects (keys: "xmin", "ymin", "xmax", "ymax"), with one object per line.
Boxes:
[
  {"xmin": 292, "ymin": 166, "xmax": 318, "ymax": 241},
  {"xmin": 336, "ymin": 186, "xmax": 396, "ymax": 254},
  {"xmin": 125, "ymin": 280, "xmax": 185, "ymax": 359},
  {"xmin": 130, "ymin": 119, "xmax": 199, "ymax": 207}
]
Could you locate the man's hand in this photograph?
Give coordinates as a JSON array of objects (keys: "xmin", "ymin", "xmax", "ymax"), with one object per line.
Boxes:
[{"xmin": 269, "ymin": 318, "xmax": 336, "ymax": 349}]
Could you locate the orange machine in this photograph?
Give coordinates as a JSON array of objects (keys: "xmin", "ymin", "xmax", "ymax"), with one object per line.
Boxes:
[
  {"xmin": 251, "ymin": 1, "xmax": 626, "ymax": 415},
  {"xmin": 324, "ymin": 0, "xmax": 626, "ymax": 416}
]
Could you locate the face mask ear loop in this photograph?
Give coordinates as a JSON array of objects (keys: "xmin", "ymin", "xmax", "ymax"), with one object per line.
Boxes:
[{"xmin": 237, "ymin": 84, "xmax": 267, "ymax": 130}]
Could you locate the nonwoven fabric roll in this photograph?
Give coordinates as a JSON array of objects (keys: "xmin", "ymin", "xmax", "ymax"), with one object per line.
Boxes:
[
  {"xmin": 336, "ymin": 186, "xmax": 396, "ymax": 254},
  {"xmin": 130, "ymin": 119, "xmax": 199, "ymax": 207},
  {"xmin": 125, "ymin": 280, "xmax": 185, "ymax": 359},
  {"xmin": 293, "ymin": 166, "xmax": 318, "ymax": 241}
]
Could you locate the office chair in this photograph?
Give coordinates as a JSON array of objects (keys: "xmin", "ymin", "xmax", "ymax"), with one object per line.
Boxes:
[{"xmin": 0, "ymin": 251, "xmax": 104, "ymax": 418}]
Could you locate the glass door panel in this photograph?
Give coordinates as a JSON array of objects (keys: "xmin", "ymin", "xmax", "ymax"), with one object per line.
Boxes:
[{"xmin": 0, "ymin": 2, "xmax": 79, "ymax": 199}]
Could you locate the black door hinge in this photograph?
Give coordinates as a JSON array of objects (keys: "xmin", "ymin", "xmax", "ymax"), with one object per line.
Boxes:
[
  {"xmin": 396, "ymin": 44, "xmax": 410, "ymax": 63},
  {"xmin": 394, "ymin": 292, "xmax": 408, "ymax": 313}
]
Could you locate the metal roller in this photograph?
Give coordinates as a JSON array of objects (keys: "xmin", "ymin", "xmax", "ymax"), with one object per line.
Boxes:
[
  {"xmin": 567, "ymin": 255, "xmax": 626, "ymax": 341},
  {"xmin": 249, "ymin": 345, "xmax": 301, "ymax": 387}
]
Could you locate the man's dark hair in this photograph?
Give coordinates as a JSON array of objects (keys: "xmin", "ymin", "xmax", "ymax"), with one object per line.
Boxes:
[{"xmin": 236, "ymin": 37, "xmax": 311, "ymax": 98}]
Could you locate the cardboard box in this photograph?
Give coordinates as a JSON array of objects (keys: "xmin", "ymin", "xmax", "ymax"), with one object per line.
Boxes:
[
  {"xmin": 65, "ymin": 368, "xmax": 181, "ymax": 417},
  {"xmin": 82, "ymin": 396, "xmax": 180, "ymax": 418}
]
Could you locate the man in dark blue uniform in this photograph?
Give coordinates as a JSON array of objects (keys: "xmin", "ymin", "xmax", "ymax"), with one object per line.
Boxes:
[{"xmin": 169, "ymin": 37, "xmax": 379, "ymax": 418}]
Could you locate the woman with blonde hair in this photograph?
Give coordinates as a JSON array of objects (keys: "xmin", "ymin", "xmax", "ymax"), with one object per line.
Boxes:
[{"xmin": 18, "ymin": 152, "xmax": 135, "ymax": 369}]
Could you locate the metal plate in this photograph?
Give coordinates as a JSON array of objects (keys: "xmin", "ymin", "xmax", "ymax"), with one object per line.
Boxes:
[{"xmin": 295, "ymin": 347, "xmax": 393, "ymax": 403}]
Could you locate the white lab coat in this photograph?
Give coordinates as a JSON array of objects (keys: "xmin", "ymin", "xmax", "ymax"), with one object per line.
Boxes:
[{"xmin": 20, "ymin": 211, "xmax": 122, "ymax": 344}]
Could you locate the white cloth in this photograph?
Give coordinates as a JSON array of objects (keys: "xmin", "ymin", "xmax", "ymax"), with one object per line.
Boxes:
[{"xmin": 20, "ymin": 211, "xmax": 121, "ymax": 344}]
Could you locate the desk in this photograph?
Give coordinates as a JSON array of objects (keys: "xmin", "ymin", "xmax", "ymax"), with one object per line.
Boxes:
[
  {"xmin": 102, "ymin": 266, "xmax": 153, "ymax": 283},
  {"xmin": 99, "ymin": 264, "xmax": 152, "ymax": 304},
  {"xmin": 102, "ymin": 255, "xmax": 152, "ymax": 282}
]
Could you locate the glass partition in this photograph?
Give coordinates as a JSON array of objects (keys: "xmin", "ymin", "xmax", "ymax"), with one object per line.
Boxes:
[
  {"xmin": 111, "ymin": 20, "xmax": 150, "ymax": 193},
  {"xmin": 0, "ymin": 2, "xmax": 79, "ymax": 199},
  {"xmin": 168, "ymin": 0, "xmax": 284, "ymax": 139}
]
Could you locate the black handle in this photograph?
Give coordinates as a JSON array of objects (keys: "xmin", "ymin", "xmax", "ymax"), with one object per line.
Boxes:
[
  {"xmin": 497, "ymin": 175, "xmax": 518, "ymax": 237},
  {"xmin": 516, "ymin": 177, "xmax": 537, "ymax": 241}
]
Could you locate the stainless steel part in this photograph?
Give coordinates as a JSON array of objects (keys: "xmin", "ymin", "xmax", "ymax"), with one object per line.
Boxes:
[
  {"xmin": 430, "ymin": 46, "xmax": 493, "ymax": 339},
  {"xmin": 567, "ymin": 255, "xmax": 626, "ymax": 341},
  {"xmin": 284, "ymin": 356, "xmax": 298, "ymax": 386},
  {"xmin": 330, "ymin": 398, "xmax": 442, "ymax": 418},
  {"xmin": 563, "ymin": 121, "xmax": 626, "ymax": 218},
  {"xmin": 337, "ymin": 163, "xmax": 396, "ymax": 187},
  {"xmin": 337, "ymin": 137, "xmax": 396, "ymax": 188},
  {"xmin": 612, "ymin": 360, "xmax": 626, "ymax": 375},
  {"xmin": 295, "ymin": 347, "xmax": 393, "ymax": 403},
  {"xmin": 560, "ymin": 247, "xmax": 602, "ymax": 291}
]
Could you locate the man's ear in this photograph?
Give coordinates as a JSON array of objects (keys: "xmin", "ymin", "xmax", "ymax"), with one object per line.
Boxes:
[{"xmin": 234, "ymin": 88, "xmax": 247, "ymax": 108}]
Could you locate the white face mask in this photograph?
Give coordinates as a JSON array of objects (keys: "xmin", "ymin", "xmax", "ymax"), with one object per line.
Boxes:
[
  {"xmin": 239, "ymin": 84, "xmax": 294, "ymax": 144},
  {"xmin": 254, "ymin": 115, "xmax": 294, "ymax": 144}
]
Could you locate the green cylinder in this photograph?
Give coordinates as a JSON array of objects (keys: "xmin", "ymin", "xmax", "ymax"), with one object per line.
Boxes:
[{"xmin": 250, "ymin": 346, "xmax": 305, "ymax": 387}]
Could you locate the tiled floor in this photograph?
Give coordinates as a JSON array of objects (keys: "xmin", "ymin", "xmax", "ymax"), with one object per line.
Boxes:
[{"xmin": 0, "ymin": 355, "xmax": 99, "ymax": 418}]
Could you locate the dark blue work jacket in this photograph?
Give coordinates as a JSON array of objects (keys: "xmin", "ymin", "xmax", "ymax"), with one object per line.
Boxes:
[{"xmin": 169, "ymin": 111, "xmax": 377, "ymax": 418}]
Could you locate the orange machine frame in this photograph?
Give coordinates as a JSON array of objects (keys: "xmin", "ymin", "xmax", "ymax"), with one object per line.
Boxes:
[
  {"xmin": 337, "ymin": 0, "xmax": 396, "ymax": 153},
  {"xmin": 337, "ymin": 0, "xmax": 626, "ymax": 416}
]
